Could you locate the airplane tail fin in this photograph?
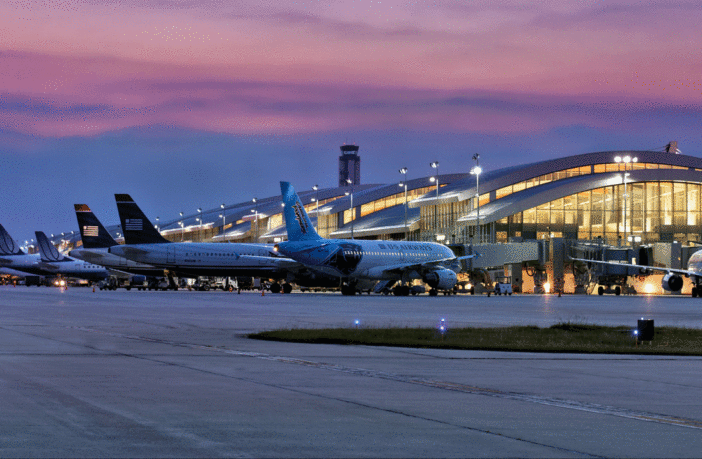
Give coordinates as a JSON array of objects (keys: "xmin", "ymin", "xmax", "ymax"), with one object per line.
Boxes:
[
  {"xmin": 74, "ymin": 204, "xmax": 118, "ymax": 249},
  {"xmin": 0, "ymin": 224, "xmax": 25, "ymax": 255},
  {"xmin": 114, "ymin": 194, "xmax": 170, "ymax": 244},
  {"xmin": 35, "ymin": 231, "xmax": 66, "ymax": 262},
  {"xmin": 280, "ymin": 182, "xmax": 323, "ymax": 242}
]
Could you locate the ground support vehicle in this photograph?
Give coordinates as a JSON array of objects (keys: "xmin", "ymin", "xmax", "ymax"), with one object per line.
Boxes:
[
  {"xmin": 493, "ymin": 276, "xmax": 513, "ymax": 295},
  {"xmin": 99, "ymin": 275, "xmax": 148, "ymax": 291}
]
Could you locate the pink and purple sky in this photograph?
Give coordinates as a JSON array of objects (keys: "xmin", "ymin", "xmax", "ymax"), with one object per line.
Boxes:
[{"xmin": 2, "ymin": 0, "xmax": 701, "ymax": 240}]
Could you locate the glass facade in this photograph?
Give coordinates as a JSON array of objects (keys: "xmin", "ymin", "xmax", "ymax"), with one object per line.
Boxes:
[{"xmin": 485, "ymin": 181, "xmax": 702, "ymax": 245}]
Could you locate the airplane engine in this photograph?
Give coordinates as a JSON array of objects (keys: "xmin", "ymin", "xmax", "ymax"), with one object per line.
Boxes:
[
  {"xmin": 662, "ymin": 272, "xmax": 683, "ymax": 292},
  {"xmin": 423, "ymin": 269, "xmax": 458, "ymax": 290}
]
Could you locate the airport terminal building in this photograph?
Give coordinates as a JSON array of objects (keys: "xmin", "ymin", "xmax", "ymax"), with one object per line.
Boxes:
[{"xmin": 56, "ymin": 145, "xmax": 702, "ymax": 251}]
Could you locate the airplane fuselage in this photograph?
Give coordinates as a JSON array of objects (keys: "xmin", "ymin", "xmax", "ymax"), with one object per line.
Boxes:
[
  {"xmin": 69, "ymin": 248, "xmax": 165, "ymax": 277},
  {"xmin": 686, "ymin": 250, "xmax": 702, "ymax": 280},
  {"xmin": 109, "ymin": 242, "xmax": 297, "ymax": 277},
  {"xmin": 0, "ymin": 252, "xmax": 109, "ymax": 280},
  {"xmin": 276, "ymin": 239, "xmax": 457, "ymax": 281}
]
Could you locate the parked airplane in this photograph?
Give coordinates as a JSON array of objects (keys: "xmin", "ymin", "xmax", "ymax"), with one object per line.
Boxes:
[
  {"xmin": 34, "ymin": 231, "xmax": 110, "ymax": 282},
  {"xmin": 0, "ymin": 224, "xmax": 109, "ymax": 282},
  {"xmin": 0, "ymin": 224, "xmax": 53, "ymax": 277},
  {"xmin": 274, "ymin": 181, "xmax": 476, "ymax": 296},
  {"xmin": 108, "ymin": 194, "xmax": 326, "ymax": 292},
  {"xmin": 570, "ymin": 251, "xmax": 702, "ymax": 297},
  {"xmin": 68, "ymin": 204, "xmax": 167, "ymax": 279}
]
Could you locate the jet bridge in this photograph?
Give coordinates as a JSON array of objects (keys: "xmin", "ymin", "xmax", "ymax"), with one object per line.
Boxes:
[
  {"xmin": 450, "ymin": 240, "xmax": 545, "ymax": 294},
  {"xmin": 569, "ymin": 242, "xmax": 653, "ymax": 295}
]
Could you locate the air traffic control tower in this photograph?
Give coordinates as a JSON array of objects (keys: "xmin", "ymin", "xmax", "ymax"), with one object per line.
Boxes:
[{"xmin": 339, "ymin": 144, "xmax": 361, "ymax": 187}]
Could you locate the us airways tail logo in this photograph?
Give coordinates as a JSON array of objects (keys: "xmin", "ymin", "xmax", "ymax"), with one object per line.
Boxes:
[
  {"xmin": 83, "ymin": 225, "xmax": 99, "ymax": 237},
  {"xmin": 292, "ymin": 202, "xmax": 309, "ymax": 234}
]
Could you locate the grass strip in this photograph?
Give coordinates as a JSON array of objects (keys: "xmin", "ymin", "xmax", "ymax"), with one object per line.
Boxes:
[{"xmin": 249, "ymin": 323, "xmax": 702, "ymax": 356}]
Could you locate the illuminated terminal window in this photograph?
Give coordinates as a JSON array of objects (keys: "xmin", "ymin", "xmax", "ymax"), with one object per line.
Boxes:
[{"xmin": 489, "ymin": 181, "xmax": 702, "ymax": 245}]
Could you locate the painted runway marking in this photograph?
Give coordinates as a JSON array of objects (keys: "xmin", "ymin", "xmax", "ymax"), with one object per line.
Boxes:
[{"xmin": 71, "ymin": 326, "xmax": 702, "ymax": 431}]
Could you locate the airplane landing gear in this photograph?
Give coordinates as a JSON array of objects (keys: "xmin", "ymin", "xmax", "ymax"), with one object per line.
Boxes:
[
  {"xmin": 393, "ymin": 285, "xmax": 410, "ymax": 296},
  {"xmin": 341, "ymin": 284, "xmax": 356, "ymax": 296}
]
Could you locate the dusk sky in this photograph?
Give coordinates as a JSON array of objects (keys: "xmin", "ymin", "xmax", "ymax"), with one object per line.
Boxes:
[{"xmin": 2, "ymin": 0, "xmax": 701, "ymax": 242}]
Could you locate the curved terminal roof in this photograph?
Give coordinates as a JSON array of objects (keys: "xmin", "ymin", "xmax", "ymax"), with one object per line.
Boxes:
[{"xmin": 410, "ymin": 150, "xmax": 702, "ymax": 208}]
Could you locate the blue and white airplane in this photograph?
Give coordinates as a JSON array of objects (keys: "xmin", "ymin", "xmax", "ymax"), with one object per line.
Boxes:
[
  {"xmin": 274, "ymin": 181, "xmax": 476, "ymax": 296},
  {"xmin": 0, "ymin": 224, "xmax": 109, "ymax": 283}
]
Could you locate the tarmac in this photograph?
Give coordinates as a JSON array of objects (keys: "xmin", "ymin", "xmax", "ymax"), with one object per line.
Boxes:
[{"xmin": 2, "ymin": 286, "xmax": 702, "ymax": 457}]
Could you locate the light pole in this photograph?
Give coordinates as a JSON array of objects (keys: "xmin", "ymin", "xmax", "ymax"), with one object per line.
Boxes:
[
  {"xmin": 346, "ymin": 178, "xmax": 354, "ymax": 239},
  {"xmin": 252, "ymin": 198, "xmax": 258, "ymax": 242},
  {"xmin": 614, "ymin": 155, "xmax": 637, "ymax": 244},
  {"xmin": 179, "ymin": 212, "xmax": 184, "ymax": 241},
  {"xmin": 155, "ymin": 216, "xmax": 159, "ymax": 231},
  {"xmin": 312, "ymin": 185, "xmax": 319, "ymax": 232},
  {"xmin": 197, "ymin": 208, "xmax": 202, "ymax": 242},
  {"xmin": 470, "ymin": 154, "xmax": 482, "ymax": 242},
  {"xmin": 220, "ymin": 203, "xmax": 226, "ymax": 242},
  {"xmin": 399, "ymin": 167, "xmax": 408, "ymax": 240},
  {"xmin": 430, "ymin": 161, "xmax": 439, "ymax": 240}
]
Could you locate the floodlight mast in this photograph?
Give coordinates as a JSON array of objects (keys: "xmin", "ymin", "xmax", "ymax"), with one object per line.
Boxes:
[
  {"xmin": 470, "ymin": 154, "xmax": 482, "ymax": 242},
  {"xmin": 312, "ymin": 185, "xmax": 319, "ymax": 232},
  {"xmin": 346, "ymin": 179, "xmax": 354, "ymax": 239},
  {"xmin": 399, "ymin": 168, "xmax": 408, "ymax": 240},
  {"xmin": 430, "ymin": 162, "xmax": 439, "ymax": 240},
  {"xmin": 615, "ymin": 155, "xmax": 637, "ymax": 244}
]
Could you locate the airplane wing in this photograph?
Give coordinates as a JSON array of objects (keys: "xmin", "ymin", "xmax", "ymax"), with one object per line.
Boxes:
[
  {"xmin": 74, "ymin": 252, "xmax": 106, "ymax": 263},
  {"xmin": 36, "ymin": 262, "xmax": 61, "ymax": 272},
  {"xmin": 376, "ymin": 253, "xmax": 479, "ymax": 277},
  {"xmin": 116, "ymin": 246, "xmax": 150, "ymax": 257},
  {"xmin": 569, "ymin": 256, "xmax": 696, "ymax": 277}
]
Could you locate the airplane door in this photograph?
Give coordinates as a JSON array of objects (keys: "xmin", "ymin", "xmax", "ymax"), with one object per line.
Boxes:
[{"xmin": 167, "ymin": 246, "xmax": 175, "ymax": 264}]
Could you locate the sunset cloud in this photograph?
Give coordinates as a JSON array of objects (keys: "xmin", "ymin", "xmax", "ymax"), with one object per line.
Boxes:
[{"xmin": 2, "ymin": 0, "xmax": 701, "ymax": 238}]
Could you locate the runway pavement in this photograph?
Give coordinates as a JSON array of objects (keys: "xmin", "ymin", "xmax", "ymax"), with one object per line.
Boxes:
[{"xmin": 1, "ymin": 286, "xmax": 702, "ymax": 457}]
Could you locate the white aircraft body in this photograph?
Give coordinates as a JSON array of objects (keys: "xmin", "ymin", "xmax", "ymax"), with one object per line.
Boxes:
[
  {"xmin": 571, "ymin": 250, "xmax": 702, "ymax": 297},
  {"xmin": 34, "ymin": 231, "xmax": 110, "ymax": 281},
  {"xmin": 108, "ymin": 194, "xmax": 335, "ymax": 292},
  {"xmin": 0, "ymin": 225, "xmax": 109, "ymax": 282},
  {"xmin": 274, "ymin": 182, "xmax": 476, "ymax": 296}
]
